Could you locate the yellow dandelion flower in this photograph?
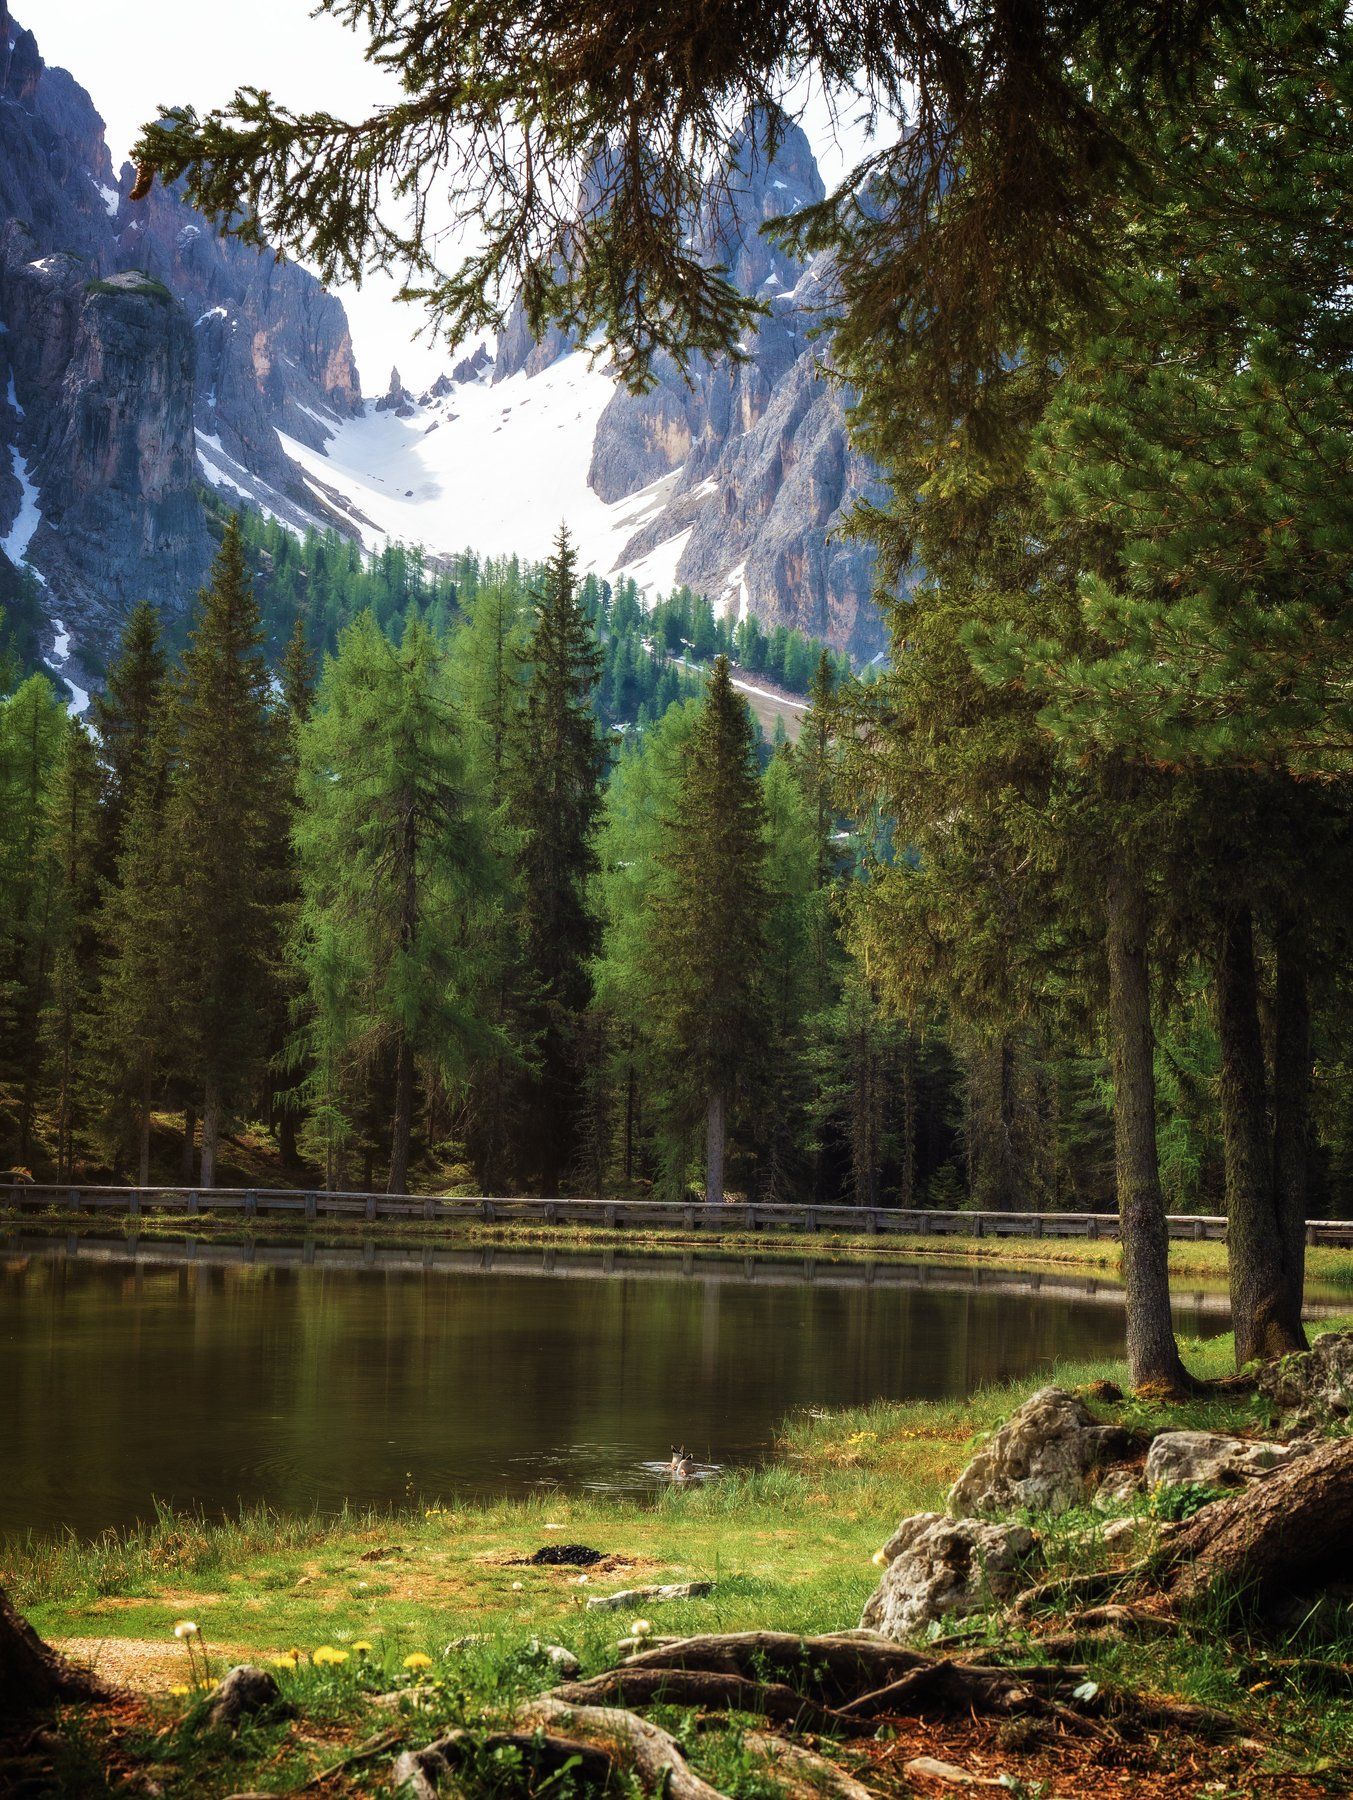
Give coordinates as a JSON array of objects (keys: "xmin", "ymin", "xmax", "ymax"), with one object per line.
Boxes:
[
  {"xmin": 403, "ymin": 1652, "xmax": 434, "ymax": 1671},
  {"xmin": 352, "ymin": 1640, "xmax": 374, "ymax": 1654},
  {"xmin": 313, "ymin": 1645, "xmax": 350, "ymax": 1666},
  {"xmin": 270, "ymin": 1654, "xmax": 298, "ymax": 1670}
]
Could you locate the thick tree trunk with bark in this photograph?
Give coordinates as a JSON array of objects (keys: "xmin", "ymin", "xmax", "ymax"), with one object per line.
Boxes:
[
  {"xmin": 706, "ymin": 1089, "xmax": 726, "ymax": 1205},
  {"xmin": 200, "ymin": 1076, "xmax": 221, "ymax": 1190},
  {"xmin": 1161, "ymin": 1437, "xmax": 1353, "ymax": 1614},
  {"xmin": 1216, "ymin": 907, "xmax": 1305, "ymax": 1364},
  {"xmin": 1105, "ymin": 858, "xmax": 1191, "ymax": 1393},
  {"xmin": 0, "ymin": 1584, "xmax": 109, "ymax": 1721}
]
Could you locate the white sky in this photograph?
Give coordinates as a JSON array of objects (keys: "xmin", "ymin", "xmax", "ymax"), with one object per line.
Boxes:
[{"xmin": 33, "ymin": 0, "xmax": 887, "ymax": 396}]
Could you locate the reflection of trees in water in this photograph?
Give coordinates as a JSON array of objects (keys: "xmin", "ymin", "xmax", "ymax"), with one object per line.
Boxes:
[{"xmin": 1, "ymin": 1242, "xmax": 1152, "ymax": 1539}]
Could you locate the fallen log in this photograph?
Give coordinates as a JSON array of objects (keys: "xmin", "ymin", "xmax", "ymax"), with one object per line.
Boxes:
[{"xmin": 1157, "ymin": 1436, "xmax": 1353, "ymax": 1615}]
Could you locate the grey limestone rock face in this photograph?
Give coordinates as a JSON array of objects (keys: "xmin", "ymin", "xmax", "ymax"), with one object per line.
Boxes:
[
  {"xmin": 859, "ymin": 1513, "xmax": 1040, "ymax": 1639},
  {"xmin": 1256, "ymin": 1330, "xmax": 1353, "ymax": 1424},
  {"xmin": 1143, "ymin": 1430, "xmax": 1300, "ymax": 1491},
  {"xmin": 946, "ymin": 1387, "xmax": 1131, "ymax": 1518},
  {"xmin": 583, "ymin": 118, "xmax": 888, "ymax": 656},
  {"xmin": 0, "ymin": 5, "xmax": 364, "ymax": 673}
]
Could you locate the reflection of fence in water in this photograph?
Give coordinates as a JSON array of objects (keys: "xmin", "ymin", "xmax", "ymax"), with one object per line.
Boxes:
[{"xmin": 9, "ymin": 1227, "xmax": 1344, "ymax": 1321}]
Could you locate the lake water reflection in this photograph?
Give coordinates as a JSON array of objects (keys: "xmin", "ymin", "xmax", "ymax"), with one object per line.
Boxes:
[{"xmin": 1, "ymin": 1232, "xmax": 1235, "ymax": 1538}]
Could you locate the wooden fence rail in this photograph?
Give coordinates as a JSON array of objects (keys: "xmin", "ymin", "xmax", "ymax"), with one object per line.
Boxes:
[{"xmin": 2, "ymin": 1184, "xmax": 1352, "ymax": 1247}]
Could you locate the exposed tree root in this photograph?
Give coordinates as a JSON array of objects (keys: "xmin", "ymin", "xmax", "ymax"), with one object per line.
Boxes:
[
  {"xmin": 550, "ymin": 1668, "xmax": 849, "ymax": 1733},
  {"xmin": 515, "ymin": 1693, "xmax": 727, "ymax": 1800},
  {"xmin": 617, "ymin": 1630, "xmax": 934, "ymax": 1699},
  {"xmin": 1010, "ymin": 1565, "xmax": 1148, "ymax": 1620},
  {"xmin": 742, "ymin": 1732, "xmax": 875, "ymax": 1800},
  {"xmin": 1156, "ymin": 1437, "xmax": 1353, "ymax": 1615}
]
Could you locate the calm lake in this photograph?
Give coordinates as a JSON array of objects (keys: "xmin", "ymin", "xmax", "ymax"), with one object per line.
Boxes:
[{"xmin": 2, "ymin": 1232, "xmax": 1243, "ymax": 1540}]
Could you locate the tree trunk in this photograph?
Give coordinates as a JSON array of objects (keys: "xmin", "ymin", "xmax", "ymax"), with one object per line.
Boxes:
[
  {"xmin": 1105, "ymin": 856, "xmax": 1191, "ymax": 1394},
  {"xmin": 278, "ymin": 1107, "xmax": 300, "ymax": 1170},
  {"xmin": 137, "ymin": 1068, "xmax": 152, "ymax": 1189},
  {"xmin": 1161, "ymin": 1436, "xmax": 1353, "ymax": 1615},
  {"xmin": 388, "ymin": 1033, "xmax": 413, "ymax": 1195},
  {"xmin": 1216, "ymin": 906, "xmax": 1304, "ymax": 1365},
  {"xmin": 706, "ymin": 1089, "xmax": 726, "ymax": 1206},
  {"xmin": 1270, "ymin": 922, "xmax": 1312, "ymax": 1350},
  {"xmin": 180, "ymin": 1102, "xmax": 197, "ymax": 1184},
  {"xmin": 0, "ymin": 1583, "xmax": 109, "ymax": 1722},
  {"xmin": 200, "ymin": 1077, "xmax": 221, "ymax": 1190}
]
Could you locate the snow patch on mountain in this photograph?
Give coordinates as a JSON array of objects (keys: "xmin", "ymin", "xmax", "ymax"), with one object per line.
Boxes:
[{"xmin": 267, "ymin": 351, "xmax": 707, "ymax": 601}]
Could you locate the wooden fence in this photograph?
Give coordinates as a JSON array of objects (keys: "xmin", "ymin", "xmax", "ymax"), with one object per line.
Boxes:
[{"xmin": 3, "ymin": 1184, "xmax": 1352, "ymax": 1246}]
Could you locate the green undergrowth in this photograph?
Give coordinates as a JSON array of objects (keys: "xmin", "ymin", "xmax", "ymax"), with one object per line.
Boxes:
[{"xmin": 8, "ymin": 1322, "xmax": 1352, "ymax": 1795}]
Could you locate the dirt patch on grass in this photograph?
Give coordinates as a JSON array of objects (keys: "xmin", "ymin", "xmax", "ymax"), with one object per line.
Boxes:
[{"xmin": 55, "ymin": 1636, "xmax": 245, "ymax": 1695}]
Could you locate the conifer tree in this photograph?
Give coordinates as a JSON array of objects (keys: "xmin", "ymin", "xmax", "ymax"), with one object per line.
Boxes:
[
  {"xmin": 40, "ymin": 719, "xmax": 102, "ymax": 1179},
  {"xmin": 648, "ymin": 657, "xmax": 769, "ymax": 1203},
  {"xmin": 160, "ymin": 516, "xmax": 286, "ymax": 1187},
  {"xmin": 90, "ymin": 601, "xmax": 167, "ymax": 869},
  {"xmin": 0, "ymin": 675, "xmax": 66, "ymax": 1166},
  {"xmin": 508, "ymin": 526, "xmax": 606, "ymax": 1190},
  {"xmin": 293, "ymin": 612, "xmax": 496, "ymax": 1193}
]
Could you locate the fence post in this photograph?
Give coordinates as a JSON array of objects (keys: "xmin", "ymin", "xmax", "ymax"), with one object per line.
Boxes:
[
  {"xmin": 424, "ymin": 1198, "xmax": 436, "ymax": 1221},
  {"xmin": 129, "ymin": 1189, "xmax": 141, "ymax": 1221},
  {"xmin": 604, "ymin": 1203, "xmax": 617, "ymax": 1228},
  {"xmin": 305, "ymin": 1191, "xmax": 317, "ymax": 1221},
  {"xmin": 865, "ymin": 1209, "xmax": 878, "ymax": 1236},
  {"xmin": 187, "ymin": 1189, "xmax": 199, "ymax": 1215},
  {"xmin": 245, "ymin": 1190, "xmax": 258, "ymax": 1218},
  {"xmin": 67, "ymin": 1189, "xmax": 80, "ymax": 1214},
  {"xmin": 365, "ymin": 1194, "xmax": 376, "ymax": 1222}
]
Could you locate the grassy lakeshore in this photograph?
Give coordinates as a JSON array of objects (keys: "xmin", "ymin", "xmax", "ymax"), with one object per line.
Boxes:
[
  {"xmin": 6, "ymin": 1322, "xmax": 1353, "ymax": 1796},
  {"xmin": 8, "ymin": 1203, "xmax": 1353, "ymax": 1287}
]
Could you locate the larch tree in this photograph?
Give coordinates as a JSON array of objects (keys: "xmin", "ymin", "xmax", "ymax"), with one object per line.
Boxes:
[
  {"xmin": 648, "ymin": 657, "xmax": 769, "ymax": 1204},
  {"xmin": 159, "ymin": 516, "xmax": 287, "ymax": 1188},
  {"xmin": 293, "ymin": 611, "xmax": 497, "ymax": 1194}
]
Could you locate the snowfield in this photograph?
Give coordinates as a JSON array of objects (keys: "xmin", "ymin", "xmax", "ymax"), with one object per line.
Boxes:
[{"xmin": 266, "ymin": 351, "xmax": 698, "ymax": 603}]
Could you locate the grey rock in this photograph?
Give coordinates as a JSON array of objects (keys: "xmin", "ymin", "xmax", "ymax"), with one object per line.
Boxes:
[
  {"xmin": 860, "ymin": 1513, "xmax": 1039, "ymax": 1639},
  {"xmin": 1144, "ymin": 1430, "xmax": 1299, "ymax": 1491},
  {"xmin": 947, "ymin": 1388, "xmax": 1130, "ymax": 1518},
  {"xmin": 1256, "ymin": 1330, "xmax": 1353, "ymax": 1423},
  {"xmin": 198, "ymin": 1663, "xmax": 291, "ymax": 1731},
  {"xmin": 584, "ymin": 1579, "xmax": 713, "ymax": 1611},
  {"xmin": 524, "ymin": 1639, "xmax": 581, "ymax": 1677}
]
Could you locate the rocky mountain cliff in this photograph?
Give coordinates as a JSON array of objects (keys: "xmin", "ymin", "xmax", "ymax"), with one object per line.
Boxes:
[
  {"xmin": 0, "ymin": 3, "xmax": 361, "ymax": 689},
  {"xmin": 476, "ymin": 120, "xmax": 887, "ymax": 655},
  {"xmin": 0, "ymin": 12, "xmax": 888, "ymax": 687}
]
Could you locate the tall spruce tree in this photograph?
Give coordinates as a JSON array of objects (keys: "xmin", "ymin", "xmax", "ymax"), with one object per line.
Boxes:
[
  {"xmin": 648, "ymin": 657, "xmax": 769, "ymax": 1203},
  {"xmin": 508, "ymin": 526, "xmax": 606, "ymax": 1190},
  {"xmin": 90, "ymin": 600, "xmax": 167, "ymax": 870},
  {"xmin": 160, "ymin": 516, "xmax": 286, "ymax": 1188}
]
